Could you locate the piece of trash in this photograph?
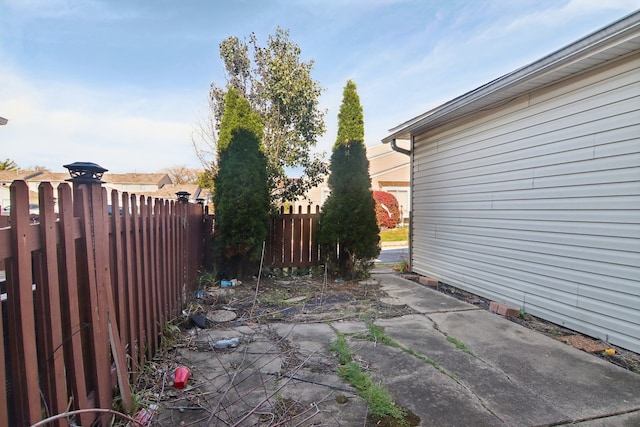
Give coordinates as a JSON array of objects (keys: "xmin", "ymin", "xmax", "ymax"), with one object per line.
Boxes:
[
  {"xmin": 134, "ymin": 404, "xmax": 158, "ymax": 426},
  {"xmin": 195, "ymin": 290, "xmax": 204, "ymax": 298},
  {"xmin": 213, "ymin": 337, "xmax": 240, "ymax": 349},
  {"xmin": 334, "ymin": 278, "xmax": 344, "ymax": 283},
  {"xmin": 189, "ymin": 313, "xmax": 210, "ymax": 329},
  {"xmin": 174, "ymin": 366, "xmax": 190, "ymax": 389},
  {"xmin": 604, "ymin": 348, "xmax": 616, "ymax": 355},
  {"xmin": 221, "ymin": 280, "xmax": 234, "ymax": 287},
  {"xmin": 223, "ymin": 306, "xmax": 238, "ymax": 311}
]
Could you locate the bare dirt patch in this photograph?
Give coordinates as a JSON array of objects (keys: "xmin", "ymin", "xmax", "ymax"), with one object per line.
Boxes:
[{"xmin": 187, "ymin": 276, "xmax": 418, "ymax": 326}]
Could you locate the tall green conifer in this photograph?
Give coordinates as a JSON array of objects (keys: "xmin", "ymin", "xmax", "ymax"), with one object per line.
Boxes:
[
  {"xmin": 213, "ymin": 88, "xmax": 270, "ymax": 278},
  {"xmin": 318, "ymin": 80, "xmax": 380, "ymax": 277}
]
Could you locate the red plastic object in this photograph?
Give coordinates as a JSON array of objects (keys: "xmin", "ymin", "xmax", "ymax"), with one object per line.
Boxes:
[{"xmin": 174, "ymin": 366, "xmax": 190, "ymax": 389}]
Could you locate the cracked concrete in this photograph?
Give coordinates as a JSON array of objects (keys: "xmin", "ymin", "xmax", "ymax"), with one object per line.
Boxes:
[{"xmin": 151, "ymin": 273, "xmax": 640, "ymax": 426}]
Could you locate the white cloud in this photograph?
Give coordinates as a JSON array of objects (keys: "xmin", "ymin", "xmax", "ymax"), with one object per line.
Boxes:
[{"xmin": 0, "ymin": 66, "xmax": 202, "ymax": 173}]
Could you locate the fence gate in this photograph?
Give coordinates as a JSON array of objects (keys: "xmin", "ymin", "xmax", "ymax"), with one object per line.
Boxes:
[{"xmin": 265, "ymin": 205, "xmax": 321, "ymax": 268}]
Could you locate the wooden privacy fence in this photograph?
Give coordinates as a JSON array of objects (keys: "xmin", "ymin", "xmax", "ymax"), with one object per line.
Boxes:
[
  {"xmin": 0, "ymin": 179, "xmax": 210, "ymax": 426},
  {"xmin": 265, "ymin": 205, "xmax": 321, "ymax": 268}
]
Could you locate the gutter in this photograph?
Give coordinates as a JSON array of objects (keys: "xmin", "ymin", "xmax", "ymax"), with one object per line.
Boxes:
[{"xmin": 390, "ymin": 138, "xmax": 411, "ymax": 156}]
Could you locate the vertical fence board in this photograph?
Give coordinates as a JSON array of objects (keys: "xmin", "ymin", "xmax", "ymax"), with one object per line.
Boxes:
[
  {"xmin": 0, "ymin": 253, "xmax": 8, "ymax": 427},
  {"xmin": 76, "ymin": 184, "xmax": 112, "ymax": 416},
  {"xmin": 177, "ymin": 201, "xmax": 186, "ymax": 308},
  {"xmin": 293, "ymin": 207, "xmax": 302, "ymax": 265},
  {"xmin": 172, "ymin": 201, "xmax": 180, "ymax": 316},
  {"xmin": 111, "ymin": 190, "xmax": 128, "ymax": 362},
  {"xmin": 148, "ymin": 198, "xmax": 159, "ymax": 353},
  {"xmin": 121, "ymin": 193, "xmax": 138, "ymax": 377},
  {"xmin": 36, "ymin": 182, "xmax": 68, "ymax": 423},
  {"xmin": 156, "ymin": 200, "xmax": 166, "ymax": 328},
  {"xmin": 7, "ymin": 181, "xmax": 41, "ymax": 425},
  {"xmin": 141, "ymin": 196, "xmax": 153, "ymax": 358},
  {"xmin": 301, "ymin": 207, "xmax": 311, "ymax": 267},
  {"xmin": 283, "ymin": 208, "xmax": 293, "ymax": 265},
  {"xmin": 57, "ymin": 184, "xmax": 92, "ymax": 426}
]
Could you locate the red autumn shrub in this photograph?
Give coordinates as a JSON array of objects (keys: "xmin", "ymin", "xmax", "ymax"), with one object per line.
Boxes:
[{"xmin": 373, "ymin": 191, "xmax": 400, "ymax": 229}]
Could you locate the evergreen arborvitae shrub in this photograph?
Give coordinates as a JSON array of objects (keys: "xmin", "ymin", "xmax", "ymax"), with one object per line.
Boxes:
[
  {"xmin": 213, "ymin": 88, "xmax": 270, "ymax": 279},
  {"xmin": 318, "ymin": 80, "xmax": 379, "ymax": 277},
  {"xmin": 373, "ymin": 191, "xmax": 400, "ymax": 229}
]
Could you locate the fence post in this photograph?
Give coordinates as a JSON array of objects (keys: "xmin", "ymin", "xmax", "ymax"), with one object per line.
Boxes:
[{"xmin": 63, "ymin": 162, "xmax": 132, "ymax": 415}]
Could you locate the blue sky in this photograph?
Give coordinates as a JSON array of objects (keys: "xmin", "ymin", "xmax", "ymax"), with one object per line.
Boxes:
[{"xmin": 1, "ymin": 0, "xmax": 639, "ymax": 173}]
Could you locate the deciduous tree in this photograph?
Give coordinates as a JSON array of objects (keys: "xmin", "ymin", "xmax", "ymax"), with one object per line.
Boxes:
[
  {"xmin": 162, "ymin": 165, "xmax": 200, "ymax": 184},
  {"xmin": 318, "ymin": 80, "xmax": 379, "ymax": 277},
  {"xmin": 208, "ymin": 27, "xmax": 327, "ymax": 204}
]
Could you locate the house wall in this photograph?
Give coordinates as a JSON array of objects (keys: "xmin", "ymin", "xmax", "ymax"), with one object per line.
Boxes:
[
  {"xmin": 298, "ymin": 144, "xmax": 411, "ymax": 215},
  {"xmin": 410, "ymin": 53, "xmax": 640, "ymax": 352}
]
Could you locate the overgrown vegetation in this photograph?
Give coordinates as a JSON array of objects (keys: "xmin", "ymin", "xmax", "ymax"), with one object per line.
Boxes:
[
  {"xmin": 329, "ymin": 333, "xmax": 407, "ymax": 424},
  {"xmin": 318, "ymin": 80, "xmax": 380, "ymax": 278}
]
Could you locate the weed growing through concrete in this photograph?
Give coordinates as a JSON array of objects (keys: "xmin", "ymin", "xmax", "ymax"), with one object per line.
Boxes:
[
  {"xmin": 446, "ymin": 336, "xmax": 474, "ymax": 356},
  {"xmin": 329, "ymin": 332, "xmax": 408, "ymax": 424}
]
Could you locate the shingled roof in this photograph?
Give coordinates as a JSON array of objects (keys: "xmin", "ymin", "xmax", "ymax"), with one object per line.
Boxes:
[
  {"xmin": 0, "ymin": 170, "xmax": 42, "ymax": 182},
  {"xmin": 103, "ymin": 173, "xmax": 171, "ymax": 185}
]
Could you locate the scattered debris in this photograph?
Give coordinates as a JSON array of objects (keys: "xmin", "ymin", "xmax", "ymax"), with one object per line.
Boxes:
[
  {"xmin": 212, "ymin": 337, "xmax": 240, "ymax": 349},
  {"xmin": 173, "ymin": 367, "xmax": 190, "ymax": 389},
  {"xmin": 209, "ymin": 309, "xmax": 237, "ymax": 322},
  {"xmin": 558, "ymin": 335, "xmax": 607, "ymax": 353},
  {"xmin": 188, "ymin": 313, "xmax": 210, "ymax": 329}
]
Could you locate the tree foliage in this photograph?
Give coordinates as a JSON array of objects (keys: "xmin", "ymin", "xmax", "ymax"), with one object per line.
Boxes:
[
  {"xmin": 209, "ymin": 27, "xmax": 327, "ymax": 203},
  {"xmin": 318, "ymin": 80, "xmax": 379, "ymax": 277},
  {"xmin": 0, "ymin": 159, "xmax": 18, "ymax": 171},
  {"xmin": 213, "ymin": 88, "xmax": 270, "ymax": 278},
  {"xmin": 373, "ymin": 191, "xmax": 401, "ymax": 229}
]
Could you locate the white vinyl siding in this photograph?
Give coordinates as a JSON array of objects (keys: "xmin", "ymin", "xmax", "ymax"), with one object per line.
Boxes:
[{"xmin": 411, "ymin": 54, "xmax": 640, "ymax": 352}]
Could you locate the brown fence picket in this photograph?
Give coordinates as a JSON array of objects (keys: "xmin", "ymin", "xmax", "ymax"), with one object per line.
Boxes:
[
  {"xmin": 0, "ymin": 284, "xmax": 6, "ymax": 427},
  {"xmin": 57, "ymin": 183, "xmax": 92, "ymax": 426},
  {"xmin": 110, "ymin": 190, "xmax": 128, "ymax": 361},
  {"xmin": 35, "ymin": 182, "xmax": 67, "ymax": 424},
  {"xmin": 75, "ymin": 184, "xmax": 112, "ymax": 417},
  {"xmin": 7, "ymin": 181, "xmax": 41, "ymax": 425}
]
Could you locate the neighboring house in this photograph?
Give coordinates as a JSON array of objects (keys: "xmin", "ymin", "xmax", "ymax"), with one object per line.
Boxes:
[
  {"xmin": 103, "ymin": 173, "xmax": 172, "ymax": 196},
  {"xmin": 367, "ymin": 142, "xmax": 411, "ymax": 222},
  {"xmin": 382, "ymin": 12, "xmax": 640, "ymax": 352},
  {"xmin": 145, "ymin": 183, "xmax": 203, "ymax": 203},
  {"xmin": 0, "ymin": 170, "xmax": 41, "ymax": 215},
  {"xmin": 299, "ymin": 143, "xmax": 410, "ymax": 217}
]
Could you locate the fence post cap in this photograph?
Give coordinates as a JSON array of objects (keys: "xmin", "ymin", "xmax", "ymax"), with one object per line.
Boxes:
[
  {"xmin": 63, "ymin": 162, "xmax": 108, "ymax": 183},
  {"xmin": 176, "ymin": 191, "xmax": 190, "ymax": 202}
]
